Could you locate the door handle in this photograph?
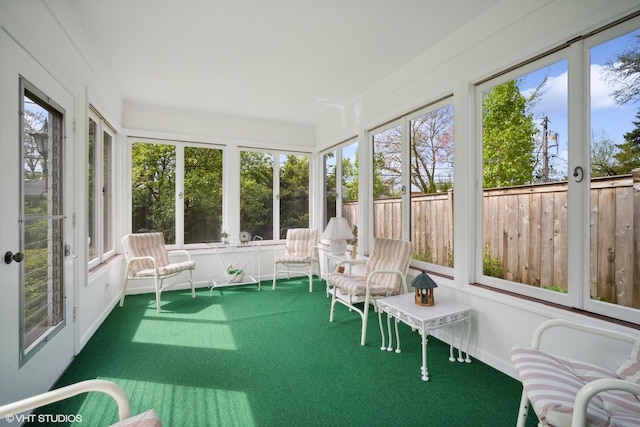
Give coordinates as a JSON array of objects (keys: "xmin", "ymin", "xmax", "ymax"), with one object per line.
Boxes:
[{"xmin": 4, "ymin": 251, "xmax": 25, "ymax": 264}]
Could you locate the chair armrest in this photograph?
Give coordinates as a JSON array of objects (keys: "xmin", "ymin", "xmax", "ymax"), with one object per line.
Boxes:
[
  {"xmin": 127, "ymin": 255, "xmax": 158, "ymax": 271},
  {"xmin": 571, "ymin": 378, "xmax": 640, "ymax": 427},
  {"xmin": 274, "ymin": 244, "xmax": 287, "ymax": 258},
  {"xmin": 530, "ymin": 319, "xmax": 637, "ymax": 350},
  {"xmin": 0, "ymin": 379, "xmax": 131, "ymax": 421},
  {"xmin": 366, "ymin": 269, "xmax": 408, "ymax": 293}
]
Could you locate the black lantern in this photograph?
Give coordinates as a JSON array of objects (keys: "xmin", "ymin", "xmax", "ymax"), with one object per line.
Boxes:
[{"xmin": 411, "ymin": 270, "xmax": 438, "ymax": 306}]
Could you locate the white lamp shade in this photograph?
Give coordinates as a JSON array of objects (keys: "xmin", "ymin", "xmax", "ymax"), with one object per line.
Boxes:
[{"xmin": 321, "ymin": 217, "xmax": 354, "ymax": 255}]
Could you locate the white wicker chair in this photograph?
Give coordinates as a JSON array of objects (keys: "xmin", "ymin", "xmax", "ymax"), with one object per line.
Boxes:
[
  {"xmin": 328, "ymin": 237, "xmax": 412, "ymax": 346},
  {"xmin": 272, "ymin": 228, "xmax": 319, "ymax": 292},
  {"xmin": 512, "ymin": 319, "xmax": 640, "ymax": 427},
  {"xmin": 120, "ymin": 233, "xmax": 195, "ymax": 313}
]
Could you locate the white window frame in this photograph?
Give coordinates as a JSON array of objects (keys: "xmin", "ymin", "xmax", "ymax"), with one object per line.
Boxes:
[{"xmin": 88, "ymin": 109, "xmax": 116, "ymax": 270}]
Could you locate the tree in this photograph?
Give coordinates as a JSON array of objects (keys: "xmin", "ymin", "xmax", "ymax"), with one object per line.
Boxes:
[
  {"xmin": 482, "ymin": 79, "xmax": 538, "ymax": 188},
  {"xmin": 590, "ymin": 129, "xmax": 620, "ymax": 177},
  {"xmin": 279, "ymin": 154, "xmax": 310, "ymax": 230},
  {"xmin": 240, "ymin": 151, "xmax": 273, "ymax": 239},
  {"xmin": 615, "ymin": 109, "xmax": 640, "ymax": 173},
  {"xmin": 410, "ymin": 106, "xmax": 454, "ymax": 193},
  {"xmin": 131, "ymin": 142, "xmax": 177, "ymax": 241},
  {"xmin": 605, "ymin": 33, "xmax": 640, "ymax": 105}
]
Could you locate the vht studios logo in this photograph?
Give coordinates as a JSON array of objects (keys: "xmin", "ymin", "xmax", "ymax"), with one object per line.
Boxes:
[{"xmin": 5, "ymin": 413, "xmax": 83, "ymax": 423}]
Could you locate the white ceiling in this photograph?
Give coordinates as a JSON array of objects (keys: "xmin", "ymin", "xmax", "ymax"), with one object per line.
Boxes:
[{"xmin": 65, "ymin": 0, "xmax": 500, "ymax": 126}]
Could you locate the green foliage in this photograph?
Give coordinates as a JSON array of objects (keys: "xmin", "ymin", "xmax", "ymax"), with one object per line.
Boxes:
[
  {"xmin": 240, "ymin": 151, "xmax": 274, "ymax": 239},
  {"xmin": 131, "ymin": 142, "xmax": 177, "ymax": 242},
  {"xmin": 590, "ymin": 130, "xmax": 620, "ymax": 177},
  {"xmin": 615, "ymin": 109, "xmax": 640, "ymax": 174},
  {"xmin": 279, "ymin": 155, "xmax": 310, "ymax": 230},
  {"xmin": 482, "ymin": 80, "xmax": 538, "ymax": 188},
  {"xmin": 483, "ymin": 247, "xmax": 504, "ymax": 278}
]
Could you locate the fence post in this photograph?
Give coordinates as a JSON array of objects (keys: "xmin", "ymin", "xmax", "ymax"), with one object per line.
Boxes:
[{"xmin": 634, "ymin": 169, "xmax": 640, "ymax": 309}]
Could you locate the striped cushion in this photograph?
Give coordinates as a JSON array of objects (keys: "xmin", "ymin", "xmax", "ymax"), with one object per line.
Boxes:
[
  {"xmin": 123, "ymin": 233, "xmax": 170, "ymax": 274},
  {"xmin": 616, "ymin": 336, "xmax": 640, "ymax": 385},
  {"xmin": 362, "ymin": 238, "xmax": 412, "ymax": 293},
  {"xmin": 511, "ymin": 346, "xmax": 640, "ymax": 426},
  {"xmin": 329, "ymin": 273, "xmax": 391, "ymax": 297},
  {"xmin": 136, "ymin": 260, "xmax": 196, "ymax": 277},
  {"xmin": 330, "ymin": 238, "xmax": 412, "ymax": 296},
  {"xmin": 281, "ymin": 228, "xmax": 318, "ymax": 259}
]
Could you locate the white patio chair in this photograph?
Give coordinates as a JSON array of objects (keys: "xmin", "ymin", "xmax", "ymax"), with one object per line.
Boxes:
[
  {"xmin": 511, "ymin": 318, "xmax": 640, "ymax": 427},
  {"xmin": 120, "ymin": 232, "xmax": 195, "ymax": 313},
  {"xmin": 328, "ymin": 237, "xmax": 412, "ymax": 346},
  {"xmin": 0, "ymin": 379, "xmax": 161, "ymax": 426},
  {"xmin": 272, "ymin": 228, "xmax": 319, "ymax": 292}
]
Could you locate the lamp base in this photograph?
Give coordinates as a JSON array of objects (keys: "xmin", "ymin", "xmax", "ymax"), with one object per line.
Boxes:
[{"xmin": 329, "ymin": 240, "xmax": 347, "ymax": 255}]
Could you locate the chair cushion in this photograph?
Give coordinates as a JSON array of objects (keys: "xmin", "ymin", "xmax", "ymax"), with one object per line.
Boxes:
[
  {"xmin": 329, "ymin": 273, "xmax": 394, "ymax": 297},
  {"xmin": 276, "ymin": 254, "xmax": 312, "ymax": 264},
  {"xmin": 124, "ymin": 233, "xmax": 171, "ymax": 273},
  {"xmin": 110, "ymin": 409, "xmax": 162, "ymax": 427},
  {"xmin": 511, "ymin": 346, "xmax": 640, "ymax": 427},
  {"xmin": 284, "ymin": 229, "xmax": 318, "ymax": 258},
  {"xmin": 616, "ymin": 336, "xmax": 640, "ymax": 384},
  {"xmin": 362, "ymin": 238, "xmax": 412, "ymax": 293},
  {"xmin": 135, "ymin": 260, "xmax": 195, "ymax": 277}
]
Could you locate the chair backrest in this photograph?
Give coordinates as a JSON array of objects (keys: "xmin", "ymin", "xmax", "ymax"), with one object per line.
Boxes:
[
  {"xmin": 122, "ymin": 233, "xmax": 170, "ymax": 274},
  {"xmin": 364, "ymin": 238, "xmax": 413, "ymax": 294},
  {"xmin": 285, "ymin": 228, "xmax": 319, "ymax": 257}
]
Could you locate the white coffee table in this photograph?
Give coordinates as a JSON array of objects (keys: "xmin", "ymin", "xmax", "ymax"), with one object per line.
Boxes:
[{"xmin": 377, "ymin": 294, "xmax": 471, "ymax": 381}]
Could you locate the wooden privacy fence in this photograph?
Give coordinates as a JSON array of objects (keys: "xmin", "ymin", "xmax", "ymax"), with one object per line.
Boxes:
[{"xmin": 342, "ymin": 172, "xmax": 640, "ymax": 309}]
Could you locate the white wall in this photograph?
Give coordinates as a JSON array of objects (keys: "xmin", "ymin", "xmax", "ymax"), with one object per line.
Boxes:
[{"xmin": 315, "ymin": 0, "xmax": 640, "ymax": 379}]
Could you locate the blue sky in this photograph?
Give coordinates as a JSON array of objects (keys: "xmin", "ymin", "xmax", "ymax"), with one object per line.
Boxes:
[{"xmin": 519, "ymin": 28, "xmax": 640, "ymax": 178}]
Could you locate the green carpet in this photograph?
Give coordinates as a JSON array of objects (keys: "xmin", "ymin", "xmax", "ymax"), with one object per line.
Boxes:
[{"xmin": 29, "ymin": 278, "xmax": 538, "ymax": 426}]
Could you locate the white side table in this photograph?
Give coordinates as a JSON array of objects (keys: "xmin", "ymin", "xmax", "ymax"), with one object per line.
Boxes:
[{"xmin": 377, "ymin": 294, "xmax": 471, "ymax": 381}]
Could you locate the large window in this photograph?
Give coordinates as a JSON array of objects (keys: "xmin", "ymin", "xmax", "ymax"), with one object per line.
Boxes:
[
  {"xmin": 21, "ymin": 79, "xmax": 65, "ymax": 359},
  {"xmin": 88, "ymin": 109, "xmax": 115, "ymax": 269},
  {"xmin": 321, "ymin": 139, "xmax": 359, "ymax": 234},
  {"xmin": 409, "ymin": 101, "xmax": 454, "ymax": 269},
  {"xmin": 130, "ymin": 139, "xmax": 223, "ymax": 245},
  {"xmin": 366, "ymin": 99, "xmax": 455, "ymax": 270},
  {"xmin": 240, "ymin": 149, "xmax": 310, "ymax": 241},
  {"xmin": 475, "ymin": 16, "xmax": 640, "ymax": 323}
]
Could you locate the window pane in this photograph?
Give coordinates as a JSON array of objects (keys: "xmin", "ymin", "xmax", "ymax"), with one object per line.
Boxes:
[
  {"xmin": 372, "ymin": 125, "xmax": 402, "ymax": 239},
  {"xmin": 22, "ymin": 87, "xmax": 64, "ymax": 353},
  {"xmin": 184, "ymin": 146, "xmax": 223, "ymax": 244},
  {"xmin": 279, "ymin": 154, "xmax": 309, "ymax": 235},
  {"xmin": 87, "ymin": 117, "xmax": 97, "ymax": 263},
  {"xmin": 481, "ymin": 60, "xmax": 568, "ymax": 290},
  {"xmin": 341, "ymin": 141, "xmax": 358, "ymax": 231},
  {"xmin": 102, "ymin": 130, "xmax": 113, "ymax": 254},
  {"xmin": 410, "ymin": 104, "xmax": 454, "ymax": 266},
  {"xmin": 240, "ymin": 151, "xmax": 273, "ymax": 240},
  {"xmin": 131, "ymin": 142, "xmax": 176, "ymax": 244},
  {"xmin": 589, "ymin": 27, "xmax": 640, "ymax": 309},
  {"xmin": 324, "ymin": 151, "xmax": 337, "ymax": 228}
]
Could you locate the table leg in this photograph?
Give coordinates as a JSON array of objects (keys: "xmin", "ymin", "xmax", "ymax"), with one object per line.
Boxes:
[
  {"xmin": 448, "ymin": 325, "xmax": 456, "ymax": 362},
  {"xmin": 394, "ymin": 318, "xmax": 401, "ymax": 353},
  {"xmin": 386, "ymin": 314, "xmax": 394, "ymax": 351},
  {"xmin": 421, "ymin": 330, "xmax": 429, "ymax": 381},
  {"xmin": 378, "ymin": 309, "xmax": 386, "ymax": 351},
  {"xmin": 464, "ymin": 317, "xmax": 472, "ymax": 363}
]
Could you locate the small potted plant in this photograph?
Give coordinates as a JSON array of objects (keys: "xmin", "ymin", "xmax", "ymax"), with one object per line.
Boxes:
[{"xmin": 221, "ymin": 227, "xmax": 230, "ymax": 245}]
